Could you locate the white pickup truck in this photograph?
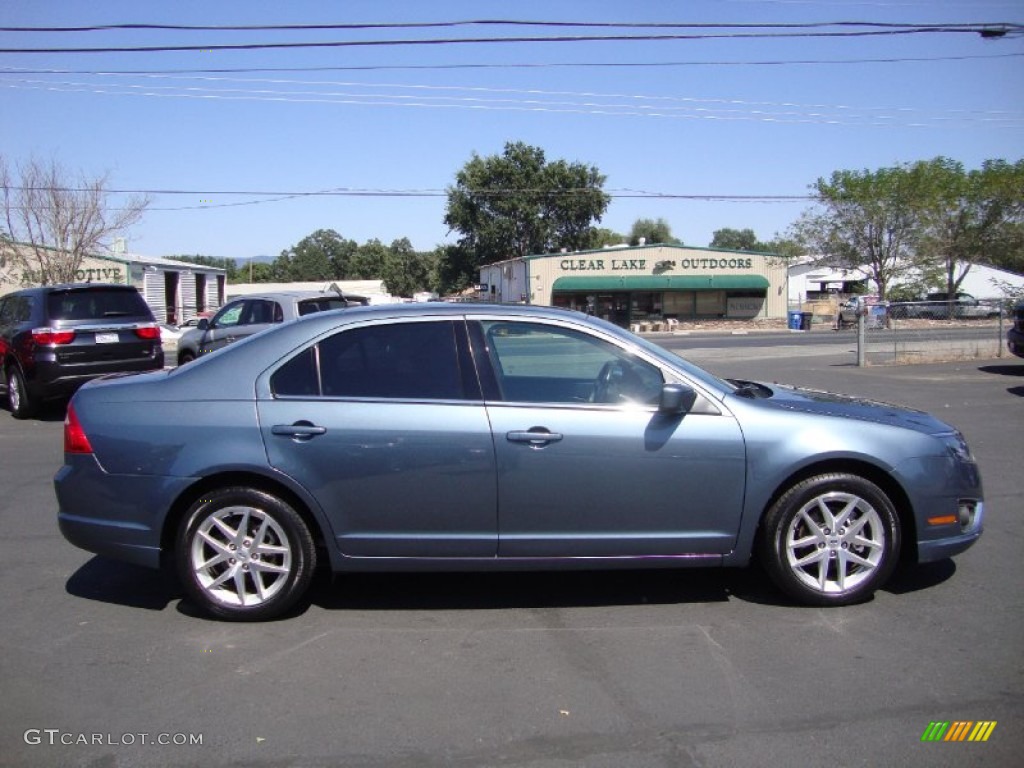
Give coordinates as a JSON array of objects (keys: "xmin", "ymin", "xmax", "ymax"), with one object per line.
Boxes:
[{"xmin": 901, "ymin": 292, "xmax": 1001, "ymax": 320}]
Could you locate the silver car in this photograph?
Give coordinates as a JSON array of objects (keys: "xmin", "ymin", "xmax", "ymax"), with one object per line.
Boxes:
[
  {"xmin": 56, "ymin": 304, "xmax": 983, "ymax": 621},
  {"xmin": 176, "ymin": 290, "xmax": 365, "ymax": 365}
]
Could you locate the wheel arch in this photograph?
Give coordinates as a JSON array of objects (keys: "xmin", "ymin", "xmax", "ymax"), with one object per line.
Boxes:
[
  {"xmin": 755, "ymin": 458, "xmax": 918, "ymax": 563},
  {"xmin": 159, "ymin": 471, "xmax": 333, "ymax": 573}
]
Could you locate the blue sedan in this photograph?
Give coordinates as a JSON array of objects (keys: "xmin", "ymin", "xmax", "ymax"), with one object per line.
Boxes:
[{"xmin": 55, "ymin": 304, "xmax": 983, "ymax": 620}]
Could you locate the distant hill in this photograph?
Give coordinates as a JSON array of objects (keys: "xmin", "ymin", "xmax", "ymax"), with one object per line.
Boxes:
[{"xmin": 235, "ymin": 255, "xmax": 274, "ymax": 268}]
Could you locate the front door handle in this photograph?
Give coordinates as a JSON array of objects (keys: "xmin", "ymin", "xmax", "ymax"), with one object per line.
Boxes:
[
  {"xmin": 507, "ymin": 428, "xmax": 563, "ymax": 447},
  {"xmin": 272, "ymin": 421, "xmax": 327, "ymax": 442}
]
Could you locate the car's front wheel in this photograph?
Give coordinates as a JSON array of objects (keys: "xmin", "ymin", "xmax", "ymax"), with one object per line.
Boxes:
[
  {"xmin": 760, "ymin": 473, "xmax": 900, "ymax": 606},
  {"xmin": 176, "ymin": 487, "xmax": 316, "ymax": 621},
  {"xmin": 177, "ymin": 350, "xmax": 196, "ymax": 366},
  {"xmin": 6, "ymin": 366, "xmax": 36, "ymax": 419}
]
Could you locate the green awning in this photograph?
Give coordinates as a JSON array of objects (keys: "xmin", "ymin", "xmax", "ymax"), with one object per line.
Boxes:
[{"xmin": 552, "ymin": 275, "xmax": 770, "ymax": 292}]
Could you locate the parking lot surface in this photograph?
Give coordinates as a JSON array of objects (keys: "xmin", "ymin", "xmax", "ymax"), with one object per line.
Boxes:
[{"xmin": 2, "ymin": 351, "xmax": 1021, "ymax": 767}]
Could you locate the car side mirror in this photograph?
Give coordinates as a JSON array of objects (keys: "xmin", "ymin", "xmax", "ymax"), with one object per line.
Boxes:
[
  {"xmin": 196, "ymin": 318, "xmax": 210, "ymax": 331},
  {"xmin": 659, "ymin": 382, "xmax": 696, "ymax": 415}
]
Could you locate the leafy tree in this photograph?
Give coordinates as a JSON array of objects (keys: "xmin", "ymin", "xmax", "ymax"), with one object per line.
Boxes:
[
  {"xmin": 443, "ymin": 142, "xmax": 610, "ymax": 285},
  {"xmin": 272, "ymin": 228, "xmax": 354, "ymax": 282},
  {"xmin": 909, "ymin": 157, "xmax": 1024, "ymax": 296},
  {"xmin": 1, "ymin": 155, "xmax": 149, "ymax": 285},
  {"xmin": 710, "ymin": 227, "xmax": 767, "ymax": 252},
  {"xmin": 587, "ymin": 227, "xmax": 626, "ymax": 249},
  {"xmin": 378, "ymin": 237, "xmax": 434, "ymax": 297},
  {"xmin": 762, "ymin": 235, "xmax": 806, "ymax": 259},
  {"xmin": 794, "ymin": 165, "xmax": 923, "ymax": 300},
  {"xmin": 249, "ymin": 261, "xmax": 275, "ymax": 283},
  {"xmin": 629, "ymin": 218, "xmax": 678, "ymax": 246},
  {"xmin": 432, "ymin": 243, "xmax": 477, "ymax": 295}
]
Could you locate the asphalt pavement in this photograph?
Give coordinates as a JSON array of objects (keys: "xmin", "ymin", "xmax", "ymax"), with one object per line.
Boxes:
[{"xmin": 1, "ymin": 344, "xmax": 1021, "ymax": 768}]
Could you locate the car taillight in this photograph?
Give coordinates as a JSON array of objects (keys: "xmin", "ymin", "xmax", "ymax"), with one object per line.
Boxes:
[
  {"xmin": 31, "ymin": 329, "xmax": 76, "ymax": 345},
  {"xmin": 134, "ymin": 325, "xmax": 161, "ymax": 340},
  {"xmin": 64, "ymin": 405, "xmax": 93, "ymax": 454}
]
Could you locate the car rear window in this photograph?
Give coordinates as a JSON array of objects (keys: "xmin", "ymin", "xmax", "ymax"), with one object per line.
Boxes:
[
  {"xmin": 297, "ymin": 298, "xmax": 350, "ymax": 316},
  {"xmin": 47, "ymin": 289, "xmax": 153, "ymax": 321}
]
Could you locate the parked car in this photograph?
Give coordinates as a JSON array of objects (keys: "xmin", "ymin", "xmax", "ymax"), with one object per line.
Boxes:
[
  {"xmin": 176, "ymin": 290, "xmax": 365, "ymax": 365},
  {"xmin": 901, "ymin": 292, "xmax": 1001, "ymax": 320},
  {"xmin": 835, "ymin": 295, "xmax": 882, "ymax": 328},
  {"xmin": 56, "ymin": 304, "xmax": 984, "ymax": 620},
  {"xmin": 1008, "ymin": 300, "xmax": 1024, "ymax": 358},
  {"xmin": 0, "ymin": 283, "xmax": 164, "ymax": 419}
]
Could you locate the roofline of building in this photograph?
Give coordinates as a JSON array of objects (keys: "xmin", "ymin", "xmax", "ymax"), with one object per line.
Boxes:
[
  {"xmin": 478, "ymin": 242, "xmax": 785, "ymax": 268},
  {"xmin": 1, "ymin": 240, "xmax": 225, "ymax": 274}
]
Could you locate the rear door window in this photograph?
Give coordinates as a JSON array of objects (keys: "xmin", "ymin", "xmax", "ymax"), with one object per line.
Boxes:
[{"xmin": 272, "ymin": 320, "xmax": 477, "ymax": 401}]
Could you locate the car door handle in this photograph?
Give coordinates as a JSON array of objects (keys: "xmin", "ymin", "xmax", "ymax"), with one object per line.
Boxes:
[
  {"xmin": 507, "ymin": 429, "xmax": 563, "ymax": 447},
  {"xmin": 272, "ymin": 422, "xmax": 327, "ymax": 441}
]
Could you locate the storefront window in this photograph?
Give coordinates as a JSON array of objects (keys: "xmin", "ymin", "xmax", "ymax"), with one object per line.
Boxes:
[
  {"xmin": 662, "ymin": 291, "xmax": 695, "ymax": 318},
  {"xmin": 695, "ymin": 291, "xmax": 727, "ymax": 317}
]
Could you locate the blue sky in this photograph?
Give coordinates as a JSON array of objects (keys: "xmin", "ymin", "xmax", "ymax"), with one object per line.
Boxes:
[{"xmin": 1, "ymin": 0, "xmax": 1022, "ymax": 262}]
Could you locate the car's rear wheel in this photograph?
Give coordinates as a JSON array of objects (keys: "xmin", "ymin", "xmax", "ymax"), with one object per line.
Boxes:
[
  {"xmin": 176, "ymin": 487, "xmax": 316, "ymax": 621},
  {"xmin": 6, "ymin": 366, "xmax": 35, "ymax": 419},
  {"xmin": 760, "ymin": 473, "xmax": 900, "ymax": 606}
]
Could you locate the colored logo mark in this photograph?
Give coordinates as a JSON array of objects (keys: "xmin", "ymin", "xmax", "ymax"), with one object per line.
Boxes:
[{"xmin": 921, "ymin": 721, "xmax": 997, "ymax": 742}]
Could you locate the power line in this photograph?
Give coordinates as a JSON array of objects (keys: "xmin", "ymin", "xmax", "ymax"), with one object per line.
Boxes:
[
  {"xmin": 6, "ymin": 185, "xmax": 815, "ymax": 201},
  {"xmin": 3, "ymin": 51, "xmax": 1021, "ymax": 75},
  {"xmin": 4, "ymin": 78, "xmax": 1019, "ymax": 127},
  {"xmin": 1, "ymin": 26, "xmax": 1021, "ymax": 54},
  {"xmin": 0, "ymin": 20, "xmax": 1018, "ymax": 33}
]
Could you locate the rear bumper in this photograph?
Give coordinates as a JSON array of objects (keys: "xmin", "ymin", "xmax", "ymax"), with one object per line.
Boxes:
[
  {"xmin": 27, "ymin": 355, "xmax": 164, "ymax": 401},
  {"xmin": 54, "ymin": 456, "xmax": 192, "ymax": 569}
]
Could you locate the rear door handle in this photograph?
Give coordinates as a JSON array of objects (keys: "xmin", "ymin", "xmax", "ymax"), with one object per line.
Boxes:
[
  {"xmin": 507, "ymin": 429, "xmax": 563, "ymax": 447},
  {"xmin": 272, "ymin": 422, "xmax": 327, "ymax": 442}
]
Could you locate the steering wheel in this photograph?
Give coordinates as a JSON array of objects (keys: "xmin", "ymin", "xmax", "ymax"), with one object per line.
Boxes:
[{"xmin": 594, "ymin": 360, "xmax": 640, "ymax": 403}]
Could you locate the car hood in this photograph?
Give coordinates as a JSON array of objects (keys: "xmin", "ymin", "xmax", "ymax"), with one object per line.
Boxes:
[{"xmin": 741, "ymin": 382, "xmax": 956, "ymax": 435}]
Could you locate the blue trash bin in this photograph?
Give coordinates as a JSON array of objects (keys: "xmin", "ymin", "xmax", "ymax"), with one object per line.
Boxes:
[{"xmin": 788, "ymin": 310, "xmax": 803, "ymax": 330}]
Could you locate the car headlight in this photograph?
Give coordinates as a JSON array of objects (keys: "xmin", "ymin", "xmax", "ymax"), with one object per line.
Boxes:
[{"xmin": 940, "ymin": 432, "xmax": 974, "ymax": 463}]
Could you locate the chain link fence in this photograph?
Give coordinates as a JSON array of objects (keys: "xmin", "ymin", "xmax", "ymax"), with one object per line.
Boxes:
[{"xmin": 848, "ymin": 297, "xmax": 1011, "ymax": 366}]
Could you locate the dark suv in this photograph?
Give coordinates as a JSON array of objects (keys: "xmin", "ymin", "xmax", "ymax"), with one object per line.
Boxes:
[
  {"xmin": 0, "ymin": 283, "xmax": 164, "ymax": 418},
  {"xmin": 1009, "ymin": 300, "xmax": 1024, "ymax": 359}
]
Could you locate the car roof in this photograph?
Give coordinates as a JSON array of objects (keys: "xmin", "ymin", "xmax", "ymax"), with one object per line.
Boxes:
[{"xmin": 226, "ymin": 291, "xmax": 350, "ymax": 301}]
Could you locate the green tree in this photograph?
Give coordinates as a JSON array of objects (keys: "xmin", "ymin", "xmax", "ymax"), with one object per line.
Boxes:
[
  {"xmin": 795, "ymin": 165, "xmax": 923, "ymax": 300},
  {"xmin": 273, "ymin": 228, "xmax": 355, "ymax": 282},
  {"xmin": 587, "ymin": 227, "xmax": 626, "ymax": 249},
  {"xmin": 762, "ymin": 235, "xmax": 805, "ymax": 259},
  {"xmin": 629, "ymin": 218, "xmax": 678, "ymax": 246},
  {"xmin": 909, "ymin": 157, "xmax": 1024, "ymax": 296},
  {"xmin": 443, "ymin": 142, "xmax": 610, "ymax": 286},
  {"xmin": 432, "ymin": 243, "xmax": 477, "ymax": 295},
  {"xmin": 710, "ymin": 228, "xmax": 767, "ymax": 252},
  {"xmin": 378, "ymin": 238, "xmax": 434, "ymax": 297}
]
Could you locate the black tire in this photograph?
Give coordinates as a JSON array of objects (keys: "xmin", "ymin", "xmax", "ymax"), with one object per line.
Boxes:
[
  {"xmin": 177, "ymin": 350, "xmax": 196, "ymax": 366},
  {"xmin": 176, "ymin": 487, "xmax": 316, "ymax": 621},
  {"xmin": 759, "ymin": 473, "xmax": 900, "ymax": 607},
  {"xmin": 6, "ymin": 366, "xmax": 36, "ymax": 420}
]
